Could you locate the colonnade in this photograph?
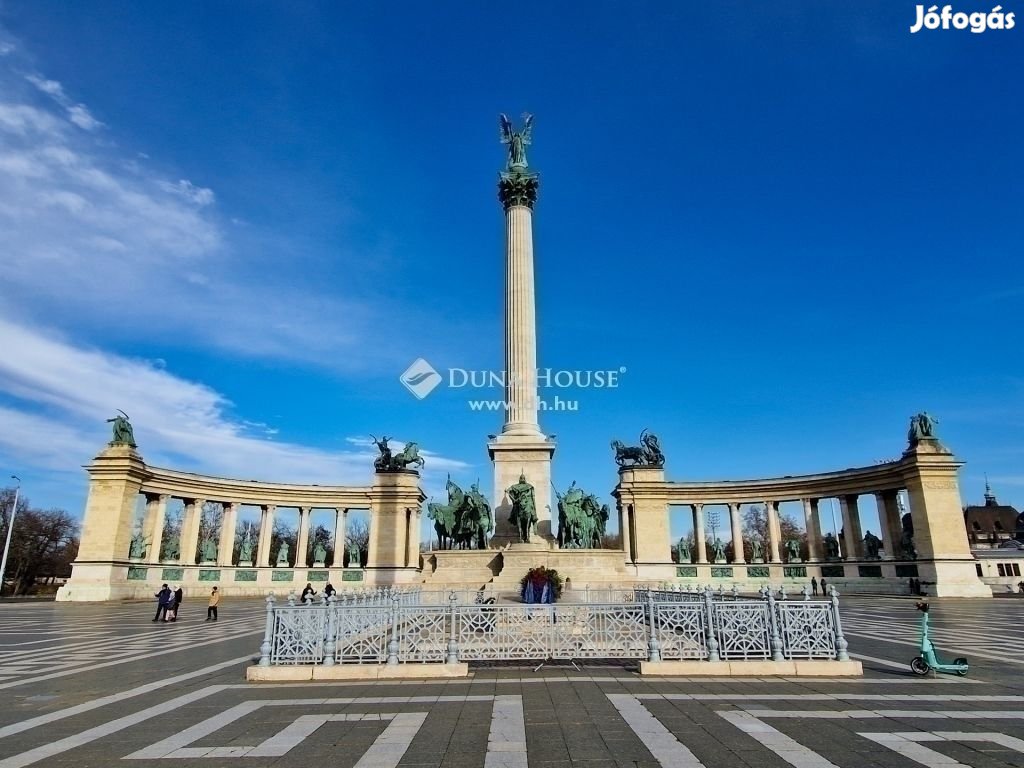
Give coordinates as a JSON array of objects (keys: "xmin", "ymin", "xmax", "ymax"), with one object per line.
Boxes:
[
  {"xmin": 614, "ymin": 436, "xmax": 991, "ymax": 597},
  {"xmin": 674, "ymin": 490, "xmax": 906, "ymax": 564},
  {"xmin": 136, "ymin": 496, "xmax": 362, "ymax": 568},
  {"xmin": 57, "ymin": 443, "xmax": 425, "ymax": 600}
]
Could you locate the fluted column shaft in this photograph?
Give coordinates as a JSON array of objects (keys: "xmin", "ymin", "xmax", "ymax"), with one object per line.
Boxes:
[
  {"xmin": 728, "ymin": 503, "xmax": 745, "ymax": 564},
  {"xmin": 802, "ymin": 498, "xmax": 823, "ymax": 561},
  {"xmin": 766, "ymin": 501, "xmax": 782, "ymax": 563},
  {"xmin": 181, "ymin": 498, "xmax": 205, "ymax": 566},
  {"xmin": 332, "ymin": 508, "xmax": 346, "ymax": 567},
  {"xmin": 693, "ymin": 503, "xmax": 707, "ymax": 564},
  {"xmin": 501, "ymin": 205, "xmax": 541, "ymax": 436},
  {"xmin": 142, "ymin": 494, "xmax": 167, "ymax": 564},
  {"xmin": 218, "ymin": 503, "xmax": 238, "ymax": 566},
  {"xmin": 839, "ymin": 495, "xmax": 861, "ymax": 559},
  {"xmin": 258, "ymin": 504, "xmax": 275, "ymax": 568},
  {"xmin": 877, "ymin": 491, "xmax": 903, "ymax": 559},
  {"xmin": 296, "ymin": 507, "xmax": 312, "ymax": 568}
]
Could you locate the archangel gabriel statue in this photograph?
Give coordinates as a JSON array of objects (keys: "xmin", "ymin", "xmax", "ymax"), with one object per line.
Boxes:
[{"xmin": 499, "ymin": 113, "xmax": 534, "ymax": 171}]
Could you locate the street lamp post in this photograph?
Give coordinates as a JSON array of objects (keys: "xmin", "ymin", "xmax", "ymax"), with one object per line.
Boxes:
[
  {"xmin": 0, "ymin": 475, "xmax": 21, "ymax": 597},
  {"xmin": 829, "ymin": 497, "xmax": 843, "ymax": 558}
]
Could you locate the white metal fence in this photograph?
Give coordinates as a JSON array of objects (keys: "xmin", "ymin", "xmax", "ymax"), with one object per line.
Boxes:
[{"xmin": 257, "ymin": 585, "xmax": 850, "ymax": 667}]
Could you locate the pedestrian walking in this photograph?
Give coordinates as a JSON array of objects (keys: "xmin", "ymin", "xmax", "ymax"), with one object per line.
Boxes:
[
  {"xmin": 820, "ymin": 578, "xmax": 827, "ymax": 596},
  {"xmin": 153, "ymin": 583, "xmax": 171, "ymax": 622},
  {"xmin": 810, "ymin": 576, "xmax": 818, "ymax": 596},
  {"xmin": 165, "ymin": 585, "xmax": 184, "ymax": 622},
  {"xmin": 301, "ymin": 582, "xmax": 316, "ymax": 602},
  {"xmin": 206, "ymin": 587, "xmax": 219, "ymax": 621}
]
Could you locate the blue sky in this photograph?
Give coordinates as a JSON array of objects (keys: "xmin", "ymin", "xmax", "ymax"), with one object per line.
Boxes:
[{"xmin": 1, "ymin": 2, "xmax": 1022, "ymax": 542}]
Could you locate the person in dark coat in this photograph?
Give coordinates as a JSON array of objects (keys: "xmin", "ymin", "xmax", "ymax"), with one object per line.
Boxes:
[
  {"xmin": 170, "ymin": 586, "xmax": 184, "ymax": 621},
  {"xmin": 810, "ymin": 576, "xmax": 819, "ymax": 596},
  {"xmin": 324, "ymin": 582, "xmax": 336, "ymax": 598},
  {"xmin": 153, "ymin": 584, "xmax": 171, "ymax": 622}
]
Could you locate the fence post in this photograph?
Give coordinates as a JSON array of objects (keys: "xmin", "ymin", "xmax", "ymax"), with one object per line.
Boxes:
[
  {"xmin": 703, "ymin": 586, "xmax": 720, "ymax": 662},
  {"xmin": 323, "ymin": 595, "xmax": 337, "ymax": 666},
  {"xmin": 767, "ymin": 591, "xmax": 784, "ymax": 661},
  {"xmin": 386, "ymin": 594, "xmax": 401, "ymax": 665},
  {"xmin": 645, "ymin": 590, "xmax": 662, "ymax": 662},
  {"xmin": 258, "ymin": 594, "xmax": 276, "ymax": 667},
  {"xmin": 829, "ymin": 586, "xmax": 850, "ymax": 661},
  {"xmin": 446, "ymin": 591, "xmax": 459, "ymax": 664}
]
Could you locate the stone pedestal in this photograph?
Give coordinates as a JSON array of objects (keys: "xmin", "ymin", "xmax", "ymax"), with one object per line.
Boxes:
[
  {"xmin": 488, "ymin": 436, "xmax": 556, "ymax": 547},
  {"xmin": 368, "ymin": 470, "xmax": 425, "ymax": 571},
  {"xmin": 613, "ymin": 466, "xmax": 670, "ymax": 565}
]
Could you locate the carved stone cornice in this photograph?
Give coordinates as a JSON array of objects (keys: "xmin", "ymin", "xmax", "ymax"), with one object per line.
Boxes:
[{"xmin": 498, "ymin": 170, "xmax": 539, "ymax": 210}]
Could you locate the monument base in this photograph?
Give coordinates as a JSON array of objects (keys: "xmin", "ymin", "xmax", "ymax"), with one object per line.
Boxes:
[{"xmin": 488, "ymin": 435, "xmax": 556, "ymax": 547}]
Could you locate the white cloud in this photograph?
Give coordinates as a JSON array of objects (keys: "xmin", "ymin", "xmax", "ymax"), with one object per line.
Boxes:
[
  {"xmin": 0, "ymin": 54, "xmax": 392, "ymax": 371},
  {"xmin": 0, "ymin": 318, "xmax": 468, "ymax": 486},
  {"xmin": 25, "ymin": 72, "xmax": 104, "ymax": 131},
  {"xmin": 159, "ymin": 178, "xmax": 215, "ymax": 206}
]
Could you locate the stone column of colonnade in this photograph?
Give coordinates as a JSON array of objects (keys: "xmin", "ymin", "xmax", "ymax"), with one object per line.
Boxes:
[
  {"xmin": 728, "ymin": 503, "xmax": 745, "ymax": 564},
  {"xmin": 839, "ymin": 495, "xmax": 863, "ymax": 559},
  {"xmin": 692, "ymin": 503, "xmax": 708, "ymax": 563},
  {"xmin": 218, "ymin": 503, "xmax": 239, "ymax": 566},
  {"xmin": 179, "ymin": 498, "xmax": 204, "ymax": 566},
  {"xmin": 296, "ymin": 507, "xmax": 312, "ymax": 568},
  {"xmin": 876, "ymin": 490, "xmax": 904, "ymax": 559},
  {"xmin": 802, "ymin": 498, "xmax": 824, "ymax": 561},
  {"xmin": 141, "ymin": 494, "xmax": 168, "ymax": 565},
  {"xmin": 765, "ymin": 501, "xmax": 782, "ymax": 562},
  {"xmin": 257, "ymin": 504, "xmax": 275, "ymax": 567},
  {"xmin": 332, "ymin": 508, "xmax": 347, "ymax": 567}
]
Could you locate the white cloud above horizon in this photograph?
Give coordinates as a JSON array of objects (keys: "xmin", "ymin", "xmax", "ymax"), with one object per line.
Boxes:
[
  {"xmin": 0, "ymin": 44, "xmax": 391, "ymax": 371},
  {"xmin": 0, "ymin": 317, "xmax": 469, "ymax": 491}
]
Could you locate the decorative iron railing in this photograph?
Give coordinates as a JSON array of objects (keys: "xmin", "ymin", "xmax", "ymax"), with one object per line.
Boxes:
[{"xmin": 258, "ymin": 585, "xmax": 850, "ymax": 667}]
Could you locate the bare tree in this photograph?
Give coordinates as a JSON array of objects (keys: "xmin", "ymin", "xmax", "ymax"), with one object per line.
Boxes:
[
  {"xmin": 741, "ymin": 505, "xmax": 806, "ymax": 560},
  {"xmin": 196, "ymin": 502, "xmax": 224, "ymax": 561},
  {"xmin": 345, "ymin": 518, "xmax": 369, "ymax": 566},
  {"xmin": 160, "ymin": 507, "xmax": 182, "ymax": 561},
  {"xmin": 2, "ymin": 503, "xmax": 79, "ymax": 595}
]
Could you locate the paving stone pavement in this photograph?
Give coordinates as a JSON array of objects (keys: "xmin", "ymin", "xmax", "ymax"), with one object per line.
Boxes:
[{"xmin": 0, "ymin": 595, "xmax": 1021, "ymax": 767}]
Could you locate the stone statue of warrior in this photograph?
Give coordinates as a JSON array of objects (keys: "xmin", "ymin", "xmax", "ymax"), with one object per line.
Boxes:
[
  {"xmin": 507, "ymin": 473, "xmax": 537, "ymax": 542},
  {"xmin": 500, "ymin": 113, "xmax": 533, "ymax": 170},
  {"xmin": 107, "ymin": 410, "xmax": 136, "ymax": 447}
]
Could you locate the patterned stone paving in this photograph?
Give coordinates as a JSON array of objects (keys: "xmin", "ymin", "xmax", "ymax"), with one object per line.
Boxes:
[{"xmin": 0, "ymin": 594, "xmax": 1021, "ymax": 767}]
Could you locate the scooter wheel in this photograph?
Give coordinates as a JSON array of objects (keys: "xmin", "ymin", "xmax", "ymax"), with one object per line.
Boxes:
[
  {"xmin": 910, "ymin": 656, "xmax": 930, "ymax": 676},
  {"xmin": 953, "ymin": 657, "xmax": 968, "ymax": 676}
]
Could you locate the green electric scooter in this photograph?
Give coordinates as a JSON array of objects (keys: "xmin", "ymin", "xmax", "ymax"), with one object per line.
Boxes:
[{"xmin": 910, "ymin": 601, "xmax": 968, "ymax": 676}]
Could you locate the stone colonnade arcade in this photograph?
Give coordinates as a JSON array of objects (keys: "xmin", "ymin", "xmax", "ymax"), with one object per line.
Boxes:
[
  {"xmin": 56, "ymin": 443, "xmax": 425, "ymax": 601},
  {"xmin": 614, "ymin": 437, "xmax": 990, "ymax": 597}
]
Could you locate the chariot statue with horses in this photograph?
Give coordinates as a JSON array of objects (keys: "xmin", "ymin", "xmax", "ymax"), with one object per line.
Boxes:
[
  {"xmin": 611, "ymin": 429, "xmax": 665, "ymax": 468},
  {"xmin": 371, "ymin": 434, "xmax": 425, "ymax": 471}
]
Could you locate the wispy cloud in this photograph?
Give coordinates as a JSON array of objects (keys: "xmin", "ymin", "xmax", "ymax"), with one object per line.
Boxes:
[
  {"xmin": 0, "ymin": 318, "xmax": 468, "ymax": 486},
  {"xmin": 25, "ymin": 72, "xmax": 104, "ymax": 131},
  {"xmin": 0, "ymin": 48, "xmax": 393, "ymax": 370}
]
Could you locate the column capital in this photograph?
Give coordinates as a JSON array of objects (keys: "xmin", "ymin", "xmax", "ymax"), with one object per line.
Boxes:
[
  {"xmin": 261, "ymin": 503, "xmax": 276, "ymax": 513},
  {"xmin": 498, "ymin": 170, "xmax": 539, "ymax": 210}
]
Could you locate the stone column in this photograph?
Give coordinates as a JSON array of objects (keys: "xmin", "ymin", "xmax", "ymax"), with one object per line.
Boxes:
[
  {"xmin": 369, "ymin": 472, "xmax": 425, "ymax": 571},
  {"xmin": 405, "ymin": 506, "xmax": 421, "ymax": 569},
  {"xmin": 141, "ymin": 494, "xmax": 168, "ymax": 565},
  {"xmin": 218, "ymin": 503, "xmax": 238, "ymax": 566},
  {"xmin": 488, "ymin": 163, "xmax": 556, "ymax": 546},
  {"xmin": 839, "ymin": 495, "xmax": 861, "ymax": 559},
  {"xmin": 876, "ymin": 491, "xmax": 902, "ymax": 559},
  {"xmin": 728, "ymin": 503, "xmax": 745, "ymax": 564},
  {"xmin": 802, "ymin": 498, "xmax": 823, "ymax": 561},
  {"xmin": 296, "ymin": 507, "xmax": 312, "ymax": 568},
  {"xmin": 618, "ymin": 503, "xmax": 633, "ymax": 563},
  {"xmin": 693, "ymin": 503, "xmax": 708, "ymax": 564},
  {"xmin": 257, "ymin": 504, "xmax": 276, "ymax": 568},
  {"xmin": 180, "ymin": 498, "xmax": 204, "ymax": 566},
  {"xmin": 332, "ymin": 508, "xmax": 346, "ymax": 567},
  {"xmin": 766, "ymin": 501, "xmax": 782, "ymax": 563}
]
